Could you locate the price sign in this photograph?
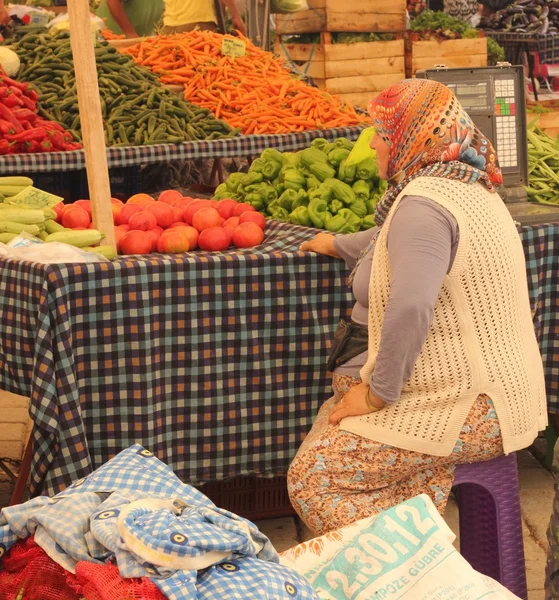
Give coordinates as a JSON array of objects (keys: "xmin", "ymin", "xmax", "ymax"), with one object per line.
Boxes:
[{"xmin": 221, "ymin": 37, "xmax": 246, "ymax": 58}]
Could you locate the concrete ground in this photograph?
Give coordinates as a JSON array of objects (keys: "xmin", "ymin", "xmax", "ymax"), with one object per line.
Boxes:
[{"xmin": 0, "ymin": 389, "xmax": 555, "ymax": 598}]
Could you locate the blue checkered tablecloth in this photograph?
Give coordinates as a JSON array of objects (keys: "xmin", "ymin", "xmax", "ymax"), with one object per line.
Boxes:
[
  {"xmin": 0, "ymin": 222, "xmax": 557, "ymax": 497},
  {"xmin": 0, "ymin": 126, "xmax": 365, "ymax": 174}
]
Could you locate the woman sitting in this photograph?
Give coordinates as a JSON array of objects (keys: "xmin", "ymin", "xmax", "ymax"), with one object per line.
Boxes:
[{"xmin": 288, "ymin": 79, "xmax": 547, "ymax": 536}]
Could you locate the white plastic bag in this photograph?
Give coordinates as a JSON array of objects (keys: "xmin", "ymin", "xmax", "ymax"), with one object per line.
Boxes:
[
  {"xmin": 6, "ymin": 4, "xmax": 52, "ymax": 27},
  {"xmin": 281, "ymin": 495, "xmax": 520, "ymax": 600},
  {"xmin": 0, "ymin": 233, "xmax": 108, "ymax": 264},
  {"xmin": 271, "ymin": 0, "xmax": 309, "ymax": 14}
]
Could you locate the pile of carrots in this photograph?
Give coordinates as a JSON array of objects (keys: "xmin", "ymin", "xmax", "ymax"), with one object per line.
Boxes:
[{"xmin": 120, "ymin": 31, "xmax": 368, "ymax": 135}]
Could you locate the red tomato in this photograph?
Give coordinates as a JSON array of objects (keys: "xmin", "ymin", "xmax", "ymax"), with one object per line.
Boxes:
[
  {"xmin": 183, "ymin": 200, "xmax": 213, "ymax": 225},
  {"xmin": 145, "ymin": 228, "xmax": 163, "ymax": 252},
  {"xmin": 198, "ymin": 227, "xmax": 231, "ymax": 251},
  {"xmin": 128, "ymin": 210, "xmax": 158, "ymax": 231},
  {"xmin": 62, "ymin": 207, "xmax": 91, "ymax": 229},
  {"xmin": 157, "ymin": 229, "xmax": 190, "ymax": 253},
  {"xmin": 239, "ymin": 211, "xmax": 266, "ymax": 230},
  {"xmin": 116, "ymin": 203, "xmax": 143, "ymax": 226},
  {"xmin": 192, "ymin": 207, "xmax": 222, "ymax": 232},
  {"xmin": 127, "ymin": 193, "xmax": 155, "ymax": 207},
  {"xmin": 120, "ymin": 230, "xmax": 152, "ymax": 255},
  {"xmin": 52, "ymin": 202, "xmax": 65, "ymax": 223},
  {"xmin": 232, "ymin": 222, "xmax": 265, "ymax": 248},
  {"xmin": 146, "ymin": 202, "xmax": 175, "ymax": 228},
  {"xmin": 233, "ymin": 203, "xmax": 256, "ymax": 217},
  {"xmin": 74, "ymin": 199, "xmax": 92, "ymax": 217},
  {"xmin": 158, "ymin": 190, "xmax": 183, "ymax": 205},
  {"xmin": 216, "ymin": 199, "xmax": 238, "ymax": 220}
]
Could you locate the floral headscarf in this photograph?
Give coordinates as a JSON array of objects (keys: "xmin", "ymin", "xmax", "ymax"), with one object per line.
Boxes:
[{"xmin": 369, "ymin": 79, "xmax": 503, "ymax": 226}]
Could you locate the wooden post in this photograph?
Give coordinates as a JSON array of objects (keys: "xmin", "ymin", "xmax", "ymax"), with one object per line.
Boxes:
[{"xmin": 67, "ymin": 0, "xmax": 116, "ymax": 250}]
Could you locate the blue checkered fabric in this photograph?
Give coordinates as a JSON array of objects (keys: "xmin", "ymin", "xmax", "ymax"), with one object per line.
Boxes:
[
  {"xmin": 0, "ymin": 445, "xmax": 319, "ymax": 600},
  {"xmin": 0, "ymin": 222, "xmax": 557, "ymax": 499},
  {"xmin": 0, "ymin": 127, "xmax": 364, "ymax": 174}
]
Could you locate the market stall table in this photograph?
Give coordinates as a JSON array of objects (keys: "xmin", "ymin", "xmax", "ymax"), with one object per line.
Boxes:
[
  {"xmin": 0, "ymin": 127, "xmax": 365, "ymax": 174},
  {"xmin": 0, "ymin": 221, "xmax": 557, "ymax": 497}
]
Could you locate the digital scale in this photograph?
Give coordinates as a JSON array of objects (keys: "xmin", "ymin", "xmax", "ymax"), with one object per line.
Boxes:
[{"xmin": 416, "ymin": 65, "xmax": 559, "ymax": 225}]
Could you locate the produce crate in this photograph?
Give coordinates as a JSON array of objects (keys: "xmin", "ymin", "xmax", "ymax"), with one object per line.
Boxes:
[
  {"xmin": 274, "ymin": 0, "xmax": 407, "ymax": 34},
  {"xmin": 405, "ymin": 36, "xmax": 487, "ymax": 78},
  {"xmin": 198, "ymin": 476, "xmax": 295, "ymax": 521},
  {"xmin": 77, "ymin": 166, "xmax": 142, "ymax": 202},
  {"xmin": 275, "ymin": 35, "xmax": 405, "ymax": 108}
]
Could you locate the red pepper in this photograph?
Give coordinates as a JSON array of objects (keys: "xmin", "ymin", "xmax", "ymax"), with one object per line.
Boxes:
[
  {"xmin": 39, "ymin": 140, "xmax": 53, "ymax": 152},
  {"xmin": 0, "ymin": 119, "xmax": 15, "ymax": 135},
  {"xmin": 12, "ymin": 109, "xmax": 37, "ymax": 123},
  {"xmin": 0, "ymin": 87, "xmax": 8, "ymax": 99},
  {"xmin": 24, "ymin": 140, "xmax": 42, "ymax": 153},
  {"xmin": 40, "ymin": 120, "xmax": 66, "ymax": 133},
  {"xmin": 50, "ymin": 130, "xmax": 77, "ymax": 151},
  {"xmin": 0, "ymin": 104, "xmax": 23, "ymax": 133},
  {"xmin": 7, "ymin": 86, "xmax": 22, "ymax": 97},
  {"xmin": 19, "ymin": 95, "xmax": 36, "ymax": 110},
  {"xmin": 6, "ymin": 126, "xmax": 47, "ymax": 144},
  {"xmin": 2, "ymin": 94, "xmax": 23, "ymax": 108},
  {"xmin": 0, "ymin": 75, "xmax": 30, "ymax": 92},
  {"xmin": 0, "ymin": 139, "xmax": 13, "ymax": 155}
]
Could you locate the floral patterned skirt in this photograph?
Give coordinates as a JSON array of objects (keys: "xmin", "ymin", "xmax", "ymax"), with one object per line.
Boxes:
[{"xmin": 287, "ymin": 373, "xmax": 504, "ymax": 536}]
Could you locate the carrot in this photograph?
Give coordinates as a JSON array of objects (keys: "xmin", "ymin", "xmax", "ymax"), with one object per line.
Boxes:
[{"xmin": 119, "ymin": 30, "xmax": 368, "ymax": 135}]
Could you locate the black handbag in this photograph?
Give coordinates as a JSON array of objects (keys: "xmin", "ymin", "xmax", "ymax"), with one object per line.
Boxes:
[{"xmin": 326, "ymin": 319, "xmax": 369, "ymax": 372}]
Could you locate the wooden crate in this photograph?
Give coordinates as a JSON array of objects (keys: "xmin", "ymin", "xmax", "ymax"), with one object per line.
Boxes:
[
  {"xmin": 274, "ymin": 0, "xmax": 407, "ymax": 35},
  {"xmin": 405, "ymin": 37, "xmax": 487, "ymax": 78},
  {"xmin": 275, "ymin": 37, "xmax": 405, "ymax": 107}
]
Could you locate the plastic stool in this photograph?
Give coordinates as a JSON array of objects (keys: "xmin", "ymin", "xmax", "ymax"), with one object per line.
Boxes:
[{"xmin": 453, "ymin": 453, "xmax": 527, "ymax": 600}]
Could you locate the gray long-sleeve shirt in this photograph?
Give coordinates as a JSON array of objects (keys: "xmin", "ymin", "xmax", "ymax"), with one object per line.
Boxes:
[{"xmin": 333, "ymin": 195, "xmax": 459, "ymax": 404}]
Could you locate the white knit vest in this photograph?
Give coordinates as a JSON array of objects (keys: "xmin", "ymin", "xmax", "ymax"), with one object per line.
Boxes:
[{"xmin": 340, "ymin": 177, "xmax": 547, "ymax": 457}]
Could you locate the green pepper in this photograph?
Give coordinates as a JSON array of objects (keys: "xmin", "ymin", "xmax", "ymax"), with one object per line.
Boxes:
[
  {"xmin": 328, "ymin": 148, "xmax": 351, "ymax": 167},
  {"xmin": 329, "ymin": 199, "xmax": 344, "ymax": 215},
  {"xmin": 213, "ymin": 183, "xmax": 229, "ymax": 199},
  {"xmin": 245, "ymin": 193, "xmax": 265, "ymax": 212},
  {"xmin": 289, "ymin": 206, "xmax": 311, "ymax": 227},
  {"xmin": 309, "ymin": 183, "xmax": 333, "ymax": 204},
  {"xmin": 361, "ymin": 214, "xmax": 376, "ymax": 230},
  {"xmin": 225, "ymin": 172, "xmax": 244, "ymax": 193},
  {"xmin": 331, "ymin": 180, "xmax": 356, "ymax": 205},
  {"xmin": 306, "ymin": 175, "xmax": 321, "ymax": 191},
  {"xmin": 338, "ymin": 158, "xmax": 356, "ymax": 183},
  {"xmin": 261, "ymin": 148, "xmax": 283, "ymax": 164},
  {"xmin": 366, "ymin": 198, "xmax": 378, "ymax": 215},
  {"xmin": 279, "ymin": 189, "xmax": 298, "ymax": 211},
  {"xmin": 241, "ymin": 171, "xmax": 264, "ymax": 187},
  {"xmin": 324, "ymin": 214, "xmax": 352, "ymax": 233},
  {"xmin": 249, "ymin": 158, "xmax": 265, "ymax": 174},
  {"xmin": 349, "ymin": 199, "xmax": 367, "ymax": 218},
  {"xmin": 357, "ymin": 157, "xmax": 378, "ymax": 180},
  {"xmin": 245, "ymin": 182, "xmax": 277, "ymax": 203},
  {"xmin": 334, "ymin": 137, "xmax": 354, "ymax": 151},
  {"xmin": 262, "ymin": 159, "xmax": 282, "ymax": 181},
  {"xmin": 282, "ymin": 152, "xmax": 301, "ymax": 168},
  {"xmin": 270, "ymin": 205, "xmax": 290, "ymax": 221},
  {"xmin": 310, "ymin": 138, "xmax": 330, "ymax": 152},
  {"xmin": 282, "ymin": 168, "xmax": 306, "ymax": 191},
  {"xmin": 338, "ymin": 208, "xmax": 362, "ymax": 233},
  {"xmin": 292, "ymin": 189, "xmax": 309, "ymax": 209},
  {"xmin": 353, "ymin": 180, "xmax": 370, "ymax": 201},
  {"xmin": 308, "ymin": 197, "xmax": 330, "ymax": 229}
]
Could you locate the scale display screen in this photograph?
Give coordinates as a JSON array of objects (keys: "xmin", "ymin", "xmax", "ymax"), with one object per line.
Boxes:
[{"xmin": 416, "ymin": 66, "xmax": 528, "ymax": 196}]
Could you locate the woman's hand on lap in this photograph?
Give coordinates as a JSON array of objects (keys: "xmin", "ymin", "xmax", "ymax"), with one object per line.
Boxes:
[
  {"xmin": 299, "ymin": 233, "xmax": 341, "ymax": 258},
  {"xmin": 329, "ymin": 382, "xmax": 385, "ymax": 425}
]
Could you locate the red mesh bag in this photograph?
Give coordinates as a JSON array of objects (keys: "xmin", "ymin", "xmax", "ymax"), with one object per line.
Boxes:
[
  {"xmin": 71, "ymin": 561, "xmax": 166, "ymax": 600},
  {"xmin": 0, "ymin": 537, "xmax": 79, "ymax": 600}
]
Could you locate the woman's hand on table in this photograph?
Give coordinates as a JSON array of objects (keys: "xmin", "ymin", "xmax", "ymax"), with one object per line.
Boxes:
[
  {"xmin": 329, "ymin": 382, "xmax": 385, "ymax": 425},
  {"xmin": 300, "ymin": 233, "xmax": 341, "ymax": 258}
]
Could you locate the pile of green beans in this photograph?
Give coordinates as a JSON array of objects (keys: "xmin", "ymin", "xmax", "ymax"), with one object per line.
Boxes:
[
  {"xmin": 12, "ymin": 31, "xmax": 238, "ymax": 146},
  {"xmin": 526, "ymin": 122, "xmax": 559, "ymax": 205}
]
